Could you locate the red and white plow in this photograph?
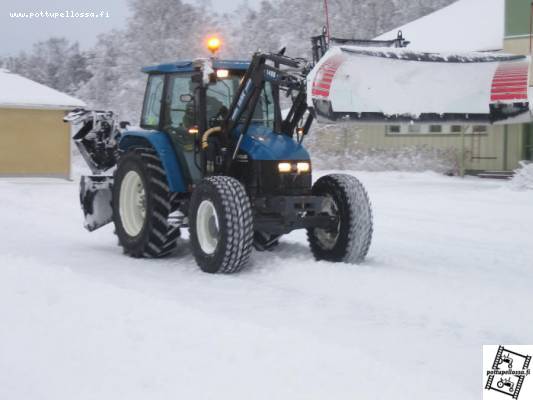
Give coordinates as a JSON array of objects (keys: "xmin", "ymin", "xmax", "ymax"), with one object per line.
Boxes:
[{"xmin": 307, "ymin": 46, "xmax": 531, "ymax": 125}]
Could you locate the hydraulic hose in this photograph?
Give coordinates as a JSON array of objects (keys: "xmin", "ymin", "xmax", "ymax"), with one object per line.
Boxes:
[{"xmin": 201, "ymin": 126, "xmax": 222, "ymax": 150}]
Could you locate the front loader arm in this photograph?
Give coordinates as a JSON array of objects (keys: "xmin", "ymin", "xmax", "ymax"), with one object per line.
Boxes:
[{"xmin": 220, "ymin": 52, "xmax": 311, "ymax": 171}]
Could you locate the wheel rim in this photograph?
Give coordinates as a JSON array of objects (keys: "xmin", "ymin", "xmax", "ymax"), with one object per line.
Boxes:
[
  {"xmin": 119, "ymin": 170, "xmax": 146, "ymax": 237},
  {"xmin": 314, "ymin": 196, "xmax": 340, "ymax": 250},
  {"xmin": 196, "ymin": 200, "xmax": 219, "ymax": 255}
]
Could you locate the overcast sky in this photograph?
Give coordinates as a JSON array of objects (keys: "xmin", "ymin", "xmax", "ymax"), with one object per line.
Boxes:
[{"xmin": 0, "ymin": 0, "xmax": 256, "ymax": 56}]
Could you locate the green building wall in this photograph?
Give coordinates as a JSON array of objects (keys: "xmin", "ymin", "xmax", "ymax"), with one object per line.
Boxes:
[
  {"xmin": 505, "ymin": 0, "xmax": 531, "ymax": 38},
  {"xmin": 505, "ymin": 0, "xmax": 532, "ymax": 37}
]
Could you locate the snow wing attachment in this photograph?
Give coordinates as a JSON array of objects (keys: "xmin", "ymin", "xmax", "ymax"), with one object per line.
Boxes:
[
  {"xmin": 307, "ymin": 46, "xmax": 531, "ymax": 125},
  {"xmin": 79, "ymin": 175, "xmax": 113, "ymax": 232},
  {"xmin": 64, "ymin": 109, "xmax": 125, "ymax": 231}
]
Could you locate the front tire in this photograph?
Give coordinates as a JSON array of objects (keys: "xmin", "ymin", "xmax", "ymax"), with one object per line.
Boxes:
[
  {"xmin": 113, "ymin": 148, "xmax": 180, "ymax": 258},
  {"xmin": 189, "ymin": 176, "xmax": 253, "ymax": 273},
  {"xmin": 307, "ymin": 174, "xmax": 373, "ymax": 264}
]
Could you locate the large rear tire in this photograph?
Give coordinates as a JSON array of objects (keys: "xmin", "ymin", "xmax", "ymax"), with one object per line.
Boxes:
[
  {"xmin": 189, "ymin": 176, "xmax": 253, "ymax": 273},
  {"xmin": 307, "ymin": 174, "xmax": 373, "ymax": 264},
  {"xmin": 113, "ymin": 148, "xmax": 180, "ymax": 258}
]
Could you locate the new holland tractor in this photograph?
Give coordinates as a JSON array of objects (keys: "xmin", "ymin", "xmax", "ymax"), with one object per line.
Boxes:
[
  {"xmin": 67, "ymin": 38, "xmax": 374, "ymax": 273},
  {"xmin": 67, "ymin": 32, "xmax": 531, "ymax": 274}
]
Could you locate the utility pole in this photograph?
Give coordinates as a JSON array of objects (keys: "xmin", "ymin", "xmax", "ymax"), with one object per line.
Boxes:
[{"xmin": 324, "ymin": 0, "xmax": 331, "ymax": 40}]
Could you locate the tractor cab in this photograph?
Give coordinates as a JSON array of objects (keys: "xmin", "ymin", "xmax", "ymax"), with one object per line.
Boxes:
[{"xmin": 139, "ymin": 59, "xmax": 277, "ymax": 185}]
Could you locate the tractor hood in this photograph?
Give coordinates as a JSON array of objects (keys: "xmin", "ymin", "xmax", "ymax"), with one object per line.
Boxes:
[
  {"xmin": 307, "ymin": 46, "xmax": 532, "ymax": 125},
  {"xmin": 234, "ymin": 124, "xmax": 310, "ymax": 161}
]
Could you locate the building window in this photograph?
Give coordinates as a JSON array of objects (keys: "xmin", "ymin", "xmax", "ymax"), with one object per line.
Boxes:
[
  {"xmin": 451, "ymin": 125, "xmax": 462, "ymax": 133},
  {"xmin": 429, "ymin": 125, "xmax": 442, "ymax": 133},
  {"xmin": 472, "ymin": 125, "xmax": 487, "ymax": 133},
  {"xmin": 388, "ymin": 125, "xmax": 401, "ymax": 133},
  {"xmin": 386, "ymin": 124, "xmax": 490, "ymax": 135}
]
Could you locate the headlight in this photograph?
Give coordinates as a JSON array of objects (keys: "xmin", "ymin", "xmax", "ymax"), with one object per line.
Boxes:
[
  {"xmin": 277, "ymin": 162, "xmax": 311, "ymax": 174},
  {"xmin": 216, "ymin": 69, "xmax": 229, "ymax": 78},
  {"xmin": 296, "ymin": 162, "xmax": 310, "ymax": 173},
  {"xmin": 278, "ymin": 162, "xmax": 292, "ymax": 173}
]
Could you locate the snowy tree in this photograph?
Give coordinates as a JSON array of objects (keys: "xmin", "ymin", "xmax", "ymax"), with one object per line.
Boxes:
[
  {"xmin": 76, "ymin": 31, "xmax": 127, "ymax": 114},
  {"xmin": 78, "ymin": 0, "xmax": 217, "ymax": 121},
  {"xmin": 2, "ymin": 38, "xmax": 92, "ymax": 95},
  {"xmin": 220, "ymin": 0, "xmax": 285, "ymax": 58},
  {"xmin": 216, "ymin": 0, "xmax": 456, "ymax": 59}
]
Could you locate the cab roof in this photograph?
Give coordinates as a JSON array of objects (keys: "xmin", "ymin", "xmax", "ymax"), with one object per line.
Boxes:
[{"xmin": 142, "ymin": 59, "xmax": 250, "ymax": 74}]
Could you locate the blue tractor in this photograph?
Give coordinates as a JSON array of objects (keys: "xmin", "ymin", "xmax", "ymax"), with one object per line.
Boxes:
[{"xmin": 66, "ymin": 45, "xmax": 373, "ymax": 273}]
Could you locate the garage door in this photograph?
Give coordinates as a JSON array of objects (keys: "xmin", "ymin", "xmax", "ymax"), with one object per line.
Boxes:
[{"xmin": 0, "ymin": 108, "xmax": 70, "ymax": 177}]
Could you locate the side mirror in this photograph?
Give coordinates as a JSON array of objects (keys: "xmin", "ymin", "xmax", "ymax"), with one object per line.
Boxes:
[
  {"xmin": 180, "ymin": 94, "xmax": 193, "ymax": 103},
  {"xmin": 119, "ymin": 121, "xmax": 130, "ymax": 129}
]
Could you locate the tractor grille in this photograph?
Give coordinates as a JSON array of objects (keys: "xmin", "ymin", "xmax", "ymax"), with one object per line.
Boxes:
[{"xmin": 234, "ymin": 159, "xmax": 312, "ymax": 196}]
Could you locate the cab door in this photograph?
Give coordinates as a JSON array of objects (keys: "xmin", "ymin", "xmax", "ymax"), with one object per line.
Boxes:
[{"xmin": 162, "ymin": 73, "xmax": 202, "ymax": 183}]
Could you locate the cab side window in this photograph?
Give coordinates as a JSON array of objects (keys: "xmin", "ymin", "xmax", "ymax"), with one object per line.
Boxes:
[
  {"xmin": 168, "ymin": 74, "xmax": 196, "ymax": 131},
  {"xmin": 141, "ymin": 74, "xmax": 164, "ymax": 128}
]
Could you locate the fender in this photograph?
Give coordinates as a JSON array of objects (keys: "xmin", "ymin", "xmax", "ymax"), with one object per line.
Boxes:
[{"xmin": 118, "ymin": 130, "xmax": 187, "ymax": 193}]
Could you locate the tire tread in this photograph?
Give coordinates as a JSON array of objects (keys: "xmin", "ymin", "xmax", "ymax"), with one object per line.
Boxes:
[
  {"xmin": 114, "ymin": 147, "xmax": 180, "ymax": 258},
  {"xmin": 307, "ymin": 174, "xmax": 373, "ymax": 264}
]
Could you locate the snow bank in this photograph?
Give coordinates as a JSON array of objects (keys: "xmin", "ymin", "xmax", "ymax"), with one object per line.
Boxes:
[
  {"xmin": 309, "ymin": 144, "xmax": 458, "ymax": 174},
  {"xmin": 306, "ymin": 124, "xmax": 459, "ymax": 173},
  {"xmin": 0, "ymin": 69, "xmax": 85, "ymax": 109},
  {"xmin": 511, "ymin": 161, "xmax": 533, "ymax": 190},
  {"xmin": 376, "ymin": 0, "xmax": 504, "ymax": 52}
]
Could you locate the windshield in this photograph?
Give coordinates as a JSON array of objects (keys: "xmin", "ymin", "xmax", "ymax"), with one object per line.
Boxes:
[{"xmin": 207, "ymin": 72, "xmax": 275, "ymax": 128}]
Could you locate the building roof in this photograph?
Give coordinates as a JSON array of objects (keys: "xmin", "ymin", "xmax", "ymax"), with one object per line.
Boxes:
[
  {"xmin": 376, "ymin": 0, "xmax": 504, "ymax": 52},
  {"xmin": 0, "ymin": 69, "xmax": 86, "ymax": 110}
]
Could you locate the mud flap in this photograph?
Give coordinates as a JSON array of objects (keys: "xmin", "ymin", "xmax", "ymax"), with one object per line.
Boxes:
[
  {"xmin": 80, "ymin": 175, "xmax": 114, "ymax": 232},
  {"xmin": 307, "ymin": 46, "xmax": 531, "ymax": 124}
]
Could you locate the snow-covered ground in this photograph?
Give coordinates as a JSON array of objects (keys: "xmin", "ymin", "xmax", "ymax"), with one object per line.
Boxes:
[{"xmin": 1, "ymin": 171, "xmax": 532, "ymax": 400}]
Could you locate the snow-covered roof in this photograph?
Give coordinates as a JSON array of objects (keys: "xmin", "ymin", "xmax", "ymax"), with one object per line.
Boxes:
[
  {"xmin": 376, "ymin": 0, "xmax": 504, "ymax": 52},
  {"xmin": 0, "ymin": 69, "xmax": 85, "ymax": 110}
]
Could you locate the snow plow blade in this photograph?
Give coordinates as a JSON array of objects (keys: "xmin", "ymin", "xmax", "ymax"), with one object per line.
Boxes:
[
  {"xmin": 307, "ymin": 46, "xmax": 531, "ymax": 124},
  {"xmin": 80, "ymin": 176, "xmax": 113, "ymax": 232}
]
